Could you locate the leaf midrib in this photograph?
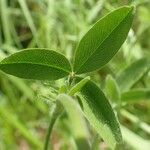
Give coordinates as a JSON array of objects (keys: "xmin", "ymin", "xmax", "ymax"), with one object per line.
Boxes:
[
  {"xmin": 75, "ymin": 8, "xmax": 132, "ymax": 73},
  {"xmin": 0, "ymin": 62, "xmax": 70, "ymax": 73}
]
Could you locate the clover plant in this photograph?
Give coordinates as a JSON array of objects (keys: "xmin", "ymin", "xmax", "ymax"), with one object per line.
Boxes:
[{"xmin": 0, "ymin": 6, "xmax": 134, "ymax": 150}]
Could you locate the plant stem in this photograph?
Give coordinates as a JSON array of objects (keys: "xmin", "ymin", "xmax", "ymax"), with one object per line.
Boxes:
[
  {"xmin": 44, "ymin": 115, "xmax": 56, "ymax": 150},
  {"xmin": 68, "ymin": 71, "xmax": 75, "ymax": 86},
  {"xmin": 44, "ymin": 103, "xmax": 63, "ymax": 150}
]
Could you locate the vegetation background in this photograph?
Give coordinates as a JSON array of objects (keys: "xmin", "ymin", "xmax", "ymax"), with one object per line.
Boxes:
[{"xmin": 0, "ymin": 0, "xmax": 150, "ymax": 150}]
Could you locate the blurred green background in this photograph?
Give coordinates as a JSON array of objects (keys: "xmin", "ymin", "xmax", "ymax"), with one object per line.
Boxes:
[{"xmin": 0, "ymin": 0, "xmax": 150, "ymax": 150}]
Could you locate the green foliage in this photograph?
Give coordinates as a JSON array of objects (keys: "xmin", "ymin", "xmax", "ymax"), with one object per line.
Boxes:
[
  {"xmin": 1, "ymin": 1, "xmax": 150, "ymax": 150},
  {"xmin": 57, "ymin": 94, "xmax": 90, "ymax": 150},
  {"xmin": 105, "ymin": 75, "xmax": 121, "ymax": 103},
  {"xmin": 0, "ymin": 5, "xmax": 135, "ymax": 150},
  {"xmin": 68, "ymin": 76, "xmax": 90, "ymax": 96},
  {"xmin": 116, "ymin": 58, "xmax": 150, "ymax": 92},
  {"xmin": 0, "ymin": 48, "xmax": 71, "ymax": 80},
  {"xmin": 73, "ymin": 6, "xmax": 134, "ymax": 74},
  {"xmin": 121, "ymin": 89, "xmax": 150, "ymax": 102},
  {"xmin": 121, "ymin": 126, "xmax": 150, "ymax": 150},
  {"xmin": 0, "ymin": 105, "xmax": 42, "ymax": 149},
  {"xmin": 76, "ymin": 79, "xmax": 122, "ymax": 149}
]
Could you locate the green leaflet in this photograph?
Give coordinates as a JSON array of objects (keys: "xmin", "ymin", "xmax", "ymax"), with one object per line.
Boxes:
[
  {"xmin": 116, "ymin": 58, "xmax": 150, "ymax": 92},
  {"xmin": 68, "ymin": 76, "xmax": 90, "ymax": 96},
  {"xmin": 0, "ymin": 48, "xmax": 71, "ymax": 80},
  {"xmin": 76, "ymin": 79, "xmax": 122, "ymax": 149},
  {"xmin": 105, "ymin": 75, "xmax": 120, "ymax": 103},
  {"xmin": 73, "ymin": 6, "xmax": 134, "ymax": 74},
  {"xmin": 121, "ymin": 89, "xmax": 150, "ymax": 102},
  {"xmin": 57, "ymin": 94, "xmax": 90, "ymax": 150}
]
